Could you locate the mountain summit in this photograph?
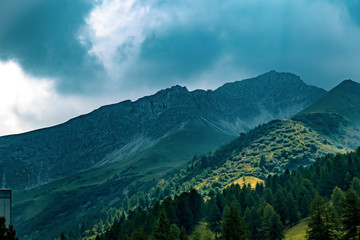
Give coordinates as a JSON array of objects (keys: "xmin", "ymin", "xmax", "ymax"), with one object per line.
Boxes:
[
  {"xmin": 0, "ymin": 71, "xmax": 325, "ymax": 191},
  {"xmin": 294, "ymin": 79, "xmax": 360, "ymax": 148}
]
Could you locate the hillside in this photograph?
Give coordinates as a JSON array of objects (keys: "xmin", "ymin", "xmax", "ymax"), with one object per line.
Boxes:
[
  {"xmin": 5, "ymin": 71, "xmax": 326, "ymax": 239},
  {"xmin": 95, "ymin": 148, "xmax": 360, "ymax": 240},
  {"xmin": 293, "ymin": 79, "xmax": 360, "ymax": 149},
  {"xmin": 149, "ymin": 119, "xmax": 346, "ymax": 200}
]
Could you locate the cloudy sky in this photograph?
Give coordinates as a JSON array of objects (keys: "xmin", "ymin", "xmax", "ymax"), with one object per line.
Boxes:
[{"xmin": 0, "ymin": 0, "xmax": 360, "ymax": 136}]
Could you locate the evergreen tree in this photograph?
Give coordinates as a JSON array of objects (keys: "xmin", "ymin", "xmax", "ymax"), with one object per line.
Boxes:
[
  {"xmin": 207, "ymin": 200, "xmax": 222, "ymax": 240},
  {"xmin": 244, "ymin": 203, "xmax": 265, "ymax": 240},
  {"xmin": 154, "ymin": 210, "xmax": 176, "ymax": 240},
  {"xmin": 179, "ymin": 227, "xmax": 188, "ymax": 240},
  {"xmin": 255, "ymin": 182, "xmax": 264, "ymax": 196},
  {"xmin": 0, "ymin": 217, "xmax": 19, "ymax": 240},
  {"xmin": 307, "ymin": 194, "xmax": 340, "ymax": 240},
  {"xmin": 60, "ymin": 232, "xmax": 66, "ymax": 240},
  {"xmin": 264, "ymin": 188, "xmax": 274, "ymax": 206},
  {"xmin": 192, "ymin": 228, "xmax": 202, "ymax": 240},
  {"xmin": 331, "ymin": 186, "xmax": 345, "ymax": 215},
  {"xmin": 176, "ymin": 199, "xmax": 194, "ymax": 233},
  {"xmin": 341, "ymin": 189, "xmax": 360, "ymax": 239},
  {"xmin": 273, "ymin": 190, "xmax": 287, "ymax": 224},
  {"xmin": 351, "ymin": 177, "xmax": 360, "ymax": 196},
  {"xmin": 222, "ymin": 202, "xmax": 249, "ymax": 240},
  {"xmin": 297, "ymin": 186, "xmax": 313, "ymax": 218},
  {"xmin": 130, "ymin": 228, "xmax": 149, "ymax": 240},
  {"xmin": 259, "ymin": 204, "xmax": 284, "ymax": 240},
  {"xmin": 189, "ymin": 189, "xmax": 204, "ymax": 222},
  {"xmin": 284, "ymin": 192, "xmax": 299, "ymax": 224}
]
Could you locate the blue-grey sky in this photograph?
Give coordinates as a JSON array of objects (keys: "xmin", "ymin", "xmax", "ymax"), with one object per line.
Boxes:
[{"xmin": 0, "ymin": 0, "xmax": 360, "ymax": 135}]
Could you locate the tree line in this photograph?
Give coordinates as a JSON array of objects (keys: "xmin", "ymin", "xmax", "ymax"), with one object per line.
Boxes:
[{"xmin": 93, "ymin": 147, "xmax": 360, "ymax": 240}]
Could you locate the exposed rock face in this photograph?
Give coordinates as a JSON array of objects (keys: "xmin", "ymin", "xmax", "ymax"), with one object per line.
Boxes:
[{"xmin": 0, "ymin": 71, "xmax": 325, "ymax": 190}]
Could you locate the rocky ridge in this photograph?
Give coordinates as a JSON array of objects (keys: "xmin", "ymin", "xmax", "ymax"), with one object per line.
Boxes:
[{"xmin": 0, "ymin": 71, "xmax": 325, "ymax": 190}]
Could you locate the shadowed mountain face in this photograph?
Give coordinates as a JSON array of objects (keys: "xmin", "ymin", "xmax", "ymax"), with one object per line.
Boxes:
[
  {"xmin": 293, "ymin": 79, "xmax": 360, "ymax": 149},
  {"xmin": 0, "ymin": 71, "xmax": 325, "ymax": 190}
]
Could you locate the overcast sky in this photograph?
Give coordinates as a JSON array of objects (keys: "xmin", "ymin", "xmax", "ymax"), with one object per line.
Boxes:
[{"xmin": 0, "ymin": 0, "xmax": 360, "ymax": 136}]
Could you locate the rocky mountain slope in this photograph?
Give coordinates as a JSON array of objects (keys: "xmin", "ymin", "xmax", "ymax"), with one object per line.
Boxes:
[{"xmin": 0, "ymin": 71, "xmax": 325, "ymax": 191}]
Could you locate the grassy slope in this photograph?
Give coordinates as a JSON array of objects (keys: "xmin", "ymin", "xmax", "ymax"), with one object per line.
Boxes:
[
  {"xmin": 190, "ymin": 218, "xmax": 308, "ymax": 240},
  {"xmin": 13, "ymin": 128, "xmax": 235, "ymax": 240},
  {"xmin": 190, "ymin": 222, "xmax": 215, "ymax": 240},
  {"xmin": 167, "ymin": 119, "xmax": 346, "ymax": 198},
  {"xmin": 225, "ymin": 176, "xmax": 264, "ymax": 189},
  {"xmin": 284, "ymin": 219, "xmax": 307, "ymax": 240}
]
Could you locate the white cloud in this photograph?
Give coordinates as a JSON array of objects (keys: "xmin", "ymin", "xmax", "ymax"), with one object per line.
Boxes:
[
  {"xmin": 84, "ymin": 0, "xmax": 157, "ymax": 75},
  {"xmin": 81, "ymin": 0, "xmax": 190, "ymax": 82},
  {"xmin": 0, "ymin": 60, "xmax": 111, "ymax": 136}
]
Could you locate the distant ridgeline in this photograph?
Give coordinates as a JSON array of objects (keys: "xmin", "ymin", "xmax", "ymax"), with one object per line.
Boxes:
[{"xmin": 92, "ymin": 148, "xmax": 360, "ymax": 240}]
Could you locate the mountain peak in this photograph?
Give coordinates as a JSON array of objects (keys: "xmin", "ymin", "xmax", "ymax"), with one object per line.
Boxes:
[
  {"xmin": 259, "ymin": 70, "xmax": 298, "ymax": 78},
  {"xmin": 334, "ymin": 79, "xmax": 360, "ymax": 92},
  {"xmin": 160, "ymin": 84, "xmax": 189, "ymax": 94},
  {"xmin": 294, "ymin": 78, "xmax": 360, "ymax": 120}
]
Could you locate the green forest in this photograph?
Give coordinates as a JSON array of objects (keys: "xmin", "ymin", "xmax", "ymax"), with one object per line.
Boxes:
[{"xmin": 74, "ymin": 147, "xmax": 360, "ymax": 240}]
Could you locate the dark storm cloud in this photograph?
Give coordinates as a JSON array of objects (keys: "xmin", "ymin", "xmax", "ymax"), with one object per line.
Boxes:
[
  {"xmin": 118, "ymin": 0, "xmax": 360, "ymax": 90},
  {"xmin": 132, "ymin": 29, "xmax": 223, "ymax": 84},
  {"xmin": 1, "ymin": 0, "xmax": 360, "ymax": 94},
  {"xmin": 0, "ymin": 0, "xmax": 104, "ymax": 94}
]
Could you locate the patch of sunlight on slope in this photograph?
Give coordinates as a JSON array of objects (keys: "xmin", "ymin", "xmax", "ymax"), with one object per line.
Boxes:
[
  {"xmin": 285, "ymin": 219, "xmax": 307, "ymax": 240},
  {"xmin": 226, "ymin": 176, "xmax": 264, "ymax": 189}
]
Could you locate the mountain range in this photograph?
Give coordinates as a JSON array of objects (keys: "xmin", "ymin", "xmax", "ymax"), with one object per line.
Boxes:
[
  {"xmin": 3, "ymin": 71, "xmax": 358, "ymax": 239},
  {"xmin": 0, "ymin": 70, "xmax": 324, "ymax": 191}
]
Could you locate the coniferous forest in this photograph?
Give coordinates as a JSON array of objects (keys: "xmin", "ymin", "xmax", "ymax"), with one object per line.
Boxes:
[{"xmin": 94, "ymin": 147, "xmax": 360, "ymax": 240}]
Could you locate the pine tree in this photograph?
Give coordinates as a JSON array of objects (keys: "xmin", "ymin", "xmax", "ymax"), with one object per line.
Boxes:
[
  {"xmin": 351, "ymin": 177, "xmax": 360, "ymax": 196},
  {"xmin": 331, "ymin": 186, "xmax": 344, "ymax": 216},
  {"xmin": 259, "ymin": 204, "xmax": 284, "ymax": 240},
  {"xmin": 207, "ymin": 200, "xmax": 222, "ymax": 240},
  {"xmin": 273, "ymin": 190, "xmax": 287, "ymax": 224},
  {"xmin": 222, "ymin": 202, "xmax": 249, "ymax": 240},
  {"xmin": 284, "ymin": 192, "xmax": 299, "ymax": 225},
  {"xmin": 153, "ymin": 210, "xmax": 176, "ymax": 240},
  {"xmin": 341, "ymin": 189, "xmax": 360, "ymax": 239},
  {"xmin": 60, "ymin": 232, "xmax": 66, "ymax": 240},
  {"xmin": 192, "ymin": 228, "xmax": 202, "ymax": 240},
  {"xmin": 179, "ymin": 227, "xmax": 188, "ymax": 240},
  {"xmin": 130, "ymin": 228, "xmax": 149, "ymax": 240},
  {"xmin": 176, "ymin": 198, "xmax": 194, "ymax": 233},
  {"xmin": 307, "ymin": 194, "xmax": 340, "ymax": 240},
  {"xmin": 0, "ymin": 217, "xmax": 19, "ymax": 240}
]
